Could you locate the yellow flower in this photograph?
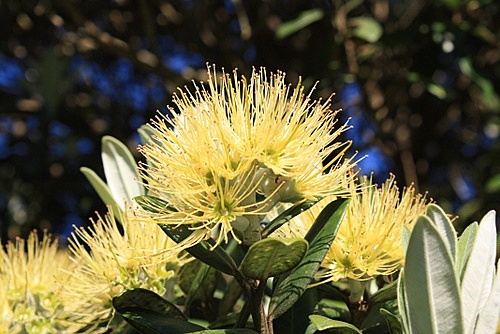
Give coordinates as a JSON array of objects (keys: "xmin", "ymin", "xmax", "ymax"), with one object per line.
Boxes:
[
  {"xmin": 62, "ymin": 205, "xmax": 188, "ymax": 333},
  {"xmin": 136, "ymin": 65, "xmax": 355, "ymax": 248},
  {"xmin": 274, "ymin": 174, "xmax": 429, "ymax": 282},
  {"xmin": 0, "ymin": 231, "xmax": 74, "ymax": 333}
]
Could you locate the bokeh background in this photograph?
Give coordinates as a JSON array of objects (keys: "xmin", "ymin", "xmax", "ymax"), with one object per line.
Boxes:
[{"xmin": 1, "ymin": 0, "xmax": 499, "ymax": 245}]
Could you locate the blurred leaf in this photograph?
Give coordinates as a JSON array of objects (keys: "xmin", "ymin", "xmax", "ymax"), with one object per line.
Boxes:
[
  {"xmin": 102, "ymin": 135, "xmax": 144, "ymax": 208},
  {"xmin": 240, "ymin": 237, "xmax": 308, "ymax": 280},
  {"xmin": 80, "ymin": 166, "xmax": 123, "ymax": 221},
  {"xmin": 261, "ymin": 199, "xmax": 319, "ymax": 238},
  {"xmin": 426, "ymin": 204, "xmax": 457, "ymax": 262},
  {"xmin": 427, "ymin": 83, "xmax": 447, "ymax": 99},
  {"xmin": 308, "ymin": 315, "xmax": 362, "ymax": 333},
  {"xmin": 404, "ymin": 216, "xmax": 463, "ymax": 333},
  {"xmin": 269, "ymin": 199, "xmax": 349, "ymax": 319},
  {"xmin": 138, "ymin": 124, "xmax": 157, "ymax": 145},
  {"xmin": 189, "ymin": 329, "xmax": 258, "ymax": 333},
  {"xmin": 460, "ymin": 210, "xmax": 496, "ymax": 333},
  {"xmin": 485, "ymin": 174, "xmax": 500, "ymax": 193},
  {"xmin": 456, "ymin": 222, "xmax": 478, "ymax": 281},
  {"xmin": 113, "ymin": 288, "xmax": 186, "ymax": 321},
  {"xmin": 276, "ymin": 9, "xmax": 324, "ymax": 39},
  {"xmin": 459, "ymin": 57, "xmax": 500, "ymax": 111},
  {"xmin": 348, "ymin": 17, "xmax": 383, "ymax": 43},
  {"xmin": 437, "ymin": 0, "xmax": 467, "ymax": 10}
]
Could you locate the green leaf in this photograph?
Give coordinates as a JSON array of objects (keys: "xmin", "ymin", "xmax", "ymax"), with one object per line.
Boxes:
[
  {"xmin": 240, "ymin": 237, "xmax": 308, "ymax": 280},
  {"xmin": 460, "ymin": 210, "xmax": 497, "ymax": 334},
  {"xmin": 308, "ymin": 314, "xmax": 362, "ymax": 333},
  {"xmin": 189, "ymin": 329, "xmax": 258, "ymax": 334},
  {"xmin": 138, "ymin": 124, "xmax": 156, "ymax": 145},
  {"xmin": 485, "ymin": 174, "xmax": 500, "ymax": 193},
  {"xmin": 276, "ymin": 9, "xmax": 324, "ymax": 39},
  {"xmin": 404, "ymin": 216, "xmax": 463, "ymax": 334},
  {"xmin": 268, "ymin": 199, "xmax": 349, "ymax": 319},
  {"xmin": 369, "ymin": 280, "xmax": 397, "ymax": 305},
  {"xmin": 102, "ymin": 135, "xmax": 144, "ymax": 207},
  {"xmin": 425, "ymin": 204, "xmax": 457, "ymax": 262},
  {"xmin": 261, "ymin": 199, "xmax": 319, "ymax": 238},
  {"xmin": 159, "ymin": 223, "xmax": 240, "ymax": 277},
  {"xmin": 80, "ymin": 166, "xmax": 123, "ymax": 221},
  {"xmin": 134, "ymin": 195, "xmax": 241, "ymax": 277},
  {"xmin": 397, "ymin": 270, "xmax": 410, "ymax": 334},
  {"xmin": 348, "ymin": 16, "xmax": 383, "ymax": 43},
  {"xmin": 184, "ymin": 262, "xmax": 217, "ymax": 308},
  {"xmin": 119, "ymin": 309, "xmax": 206, "ymax": 334},
  {"xmin": 456, "ymin": 222, "xmax": 478, "ymax": 281},
  {"xmin": 112, "ymin": 288, "xmax": 186, "ymax": 321},
  {"xmin": 379, "ymin": 308, "xmax": 403, "ymax": 334},
  {"xmin": 475, "ymin": 259, "xmax": 500, "ymax": 333}
]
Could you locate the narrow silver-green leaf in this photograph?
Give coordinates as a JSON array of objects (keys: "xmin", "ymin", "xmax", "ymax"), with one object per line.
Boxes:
[
  {"xmin": 138, "ymin": 124, "xmax": 156, "ymax": 145},
  {"xmin": 80, "ymin": 167, "xmax": 123, "ymax": 221},
  {"xmin": 397, "ymin": 270, "xmax": 410, "ymax": 334},
  {"xmin": 426, "ymin": 204, "xmax": 457, "ymax": 262},
  {"xmin": 404, "ymin": 216, "xmax": 463, "ymax": 334},
  {"xmin": 308, "ymin": 315, "xmax": 362, "ymax": 333},
  {"xmin": 102, "ymin": 135, "xmax": 144, "ymax": 208},
  {"xmin": 379, "ymin": 308, "xmax": 403, "ymax": 334},
  {"xmin": 461, "ymin": 210, "xmax": 497, "ymax": 334},
  {"xmin": 474, "ymin": 260, "xmax": 500, "ymax": 334},
  {"xmin": 240, "ymin": 237, "xmax": 308, "ymax": 280},
  {"xmin": 456, "ymin": 222, "xmax": 478, "ymax": 281}
]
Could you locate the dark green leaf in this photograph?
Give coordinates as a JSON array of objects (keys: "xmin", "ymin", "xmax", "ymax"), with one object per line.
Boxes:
[
  {"xmin": 240, "ymin": 237, "xmax": 308, "ymax": 280},
  {"xmin": 261, "ymin": 199, "xmax": 319, "ymax": 238},
  {"xmin": 268, "ymin": 199, "xmax": 349, "ymax": 319},
  {"xmin": 379, "ymin": 308, "xmax": 403, "ymax": 334},
  {"xmin": 135, "ymin": 195, "xmax": 240, "ymax": 276},
  {"xmin": 112, "ymin": 288, "xmax": 186, "ymax": 321},
  {"xmin": 120, "ymin": 309, "xmax": 206, "ymax": 334},
  {"xmin": 189, "ymin": 329, "xmax": 258, "ymax": 333},
  {"xmin": 369, "ymin": 280, "xmax": 397, "ymax": 305}
]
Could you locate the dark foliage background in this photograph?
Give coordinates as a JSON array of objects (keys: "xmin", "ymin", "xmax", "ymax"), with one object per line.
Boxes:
[{"xmin": 1, "ymin": 0, "xmax": 499, "ymax": 244}]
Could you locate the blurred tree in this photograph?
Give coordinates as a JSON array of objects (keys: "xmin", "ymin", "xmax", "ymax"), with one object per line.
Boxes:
[{"xmin": 1, "ymin": 0, "xmax": 499, "ymax": 242}]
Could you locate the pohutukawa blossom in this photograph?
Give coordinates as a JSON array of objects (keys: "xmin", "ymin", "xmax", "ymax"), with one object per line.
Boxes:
[
  {"xmin": 0, "ymin": 231, "xmax": 74, "ymax": 333},
  {"xmin": 62, "ymin": 205, "xmax": 188, "ymax": 333},
  {"xmin": 135, "ymin": 65, "xmax": 356, "ymax": 248},
  {"xmin": 273, "ymin": 174, "xmax": 429, "ymax": 283}
]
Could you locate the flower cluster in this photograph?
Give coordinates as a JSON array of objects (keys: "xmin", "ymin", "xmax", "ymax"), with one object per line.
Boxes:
[
  {"xmin": 62, "ymin": 205, "xmax": 189, "ymax": 332},
  {"xmin": 135, "ymin": 66, "xmax": 356, "ymax": 248},
  {"xmin": 273, "ymin": 174, "xmax": 429, "ymax": 282},
  {"xmin": 0, "ymin": 231, "xmax": 74, "ymax": 333}
]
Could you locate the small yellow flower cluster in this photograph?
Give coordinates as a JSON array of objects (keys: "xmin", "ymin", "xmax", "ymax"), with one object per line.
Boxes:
[
  {"xmin": 61, "ymin": 205, "xmax": 188, "ymax": 332},
  {"xmin": 0, "ymin": 231, "xmax": 74, "ymax": 333},
  {"xmin": 135, "ymin": 66, "xmax": 356, "ymax": 248},
  {"xmin": 273, "ymin": 174, "xmax": 429, "ymax": 282}
]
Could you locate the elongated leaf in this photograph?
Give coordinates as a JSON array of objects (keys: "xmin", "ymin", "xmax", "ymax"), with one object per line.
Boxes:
[
  {"xmin": 159, "ymin": 223, "xmax": 240, "ymax": 276},
  {"xmin": 138, "ymin": 124, "xmax": 157, "ymax": 145},
  {"xmin": 112, "ymin": 288, "xmax": 186, "ymax": 321},
  {"xmin": 426, "ymin": 204, "xmax": 457, "ymax": 262},
  {"xmin": 102, "ymin": 135, "xmax": 144, "ymax": 207},
  {"xmin": 276, "ymin": 9, "xmax": 324, "ymax": 39},
  {"xmin": 474, "ymin": 260, "xmax": 500, "ymax": 333},
  {"xmin": 189, "ymin": 329, "xmax": 258, "ymax": 333},
  {"xmin": 397, "ymin": 270, "xmax": 410, "ymax": 334},
  {"xmin": 369, "ymin": 280, "xmax": 397, "ymax": 305},
  {"xmin": 456, "ymin": 222, "xmax": 478, "ymax": 281},
  {"xmin": 348, "ymin": 16, "xmax": 383, "ymax": 43},
  {"xmin": 404, "ymin": 216, "xmax": 463, "ymax": 334},
  {"xmin": 261, "ymin": 200, "xmax": 319, "ymax": 238},
  {"xmin": 119, "ymin": 309, "xmax": 205, "ymax": 334},
  {"xmin": 379, "ymin": 308, "xmax": 403, "ymax": 334},
  {"xmin": 134, "ymin": 195, "xmax": 240, "ymax": 276},
  {"xmin": 461, "ymin": 210, "xmax": 497, "ymax": 334},
  {"xmin": 308, "ymin": 315, "xmax": 362, "ymax": 333},
  {"xmin": 80, "ymin": 167, "xmax": 123, "ymax": 221},
  {"xmin": 240, "ymin": 237, "xmax": 308, "ymax": 280},
  {"xmin": 268, "ymin": 199, "xmax": 349, "ymax": 319}
]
